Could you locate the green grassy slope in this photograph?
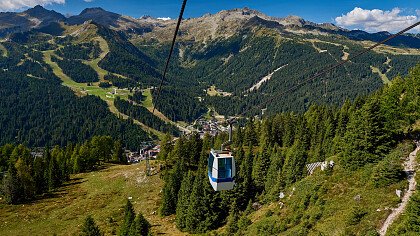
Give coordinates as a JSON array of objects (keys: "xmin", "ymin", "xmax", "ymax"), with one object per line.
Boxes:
[
  {"xmin": 0, "ymin": 162, "xmax": 183, "ymax": 236},
  {"xmin": 244, "ymin": 142, "xmax": 415, "ymax": 235}
]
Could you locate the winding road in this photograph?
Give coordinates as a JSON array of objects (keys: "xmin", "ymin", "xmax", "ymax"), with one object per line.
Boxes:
[{"xmin": 379, "ymin": 141, "xmax": 420, "ymax": 236}]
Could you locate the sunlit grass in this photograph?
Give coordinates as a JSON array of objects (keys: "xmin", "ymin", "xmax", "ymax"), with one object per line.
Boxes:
[{"xmin": 0, "ymin": 162, "xmax": 182, "ymax": 235}]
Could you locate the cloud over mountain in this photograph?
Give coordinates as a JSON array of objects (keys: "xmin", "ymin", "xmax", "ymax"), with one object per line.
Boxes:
[
  {"xmin": 0, "ymin": 0, "xmax": 65, "ymax": 12},
  {"xmin": 335, "ymin": 7, "xmax": 419, "ymax": 33}
]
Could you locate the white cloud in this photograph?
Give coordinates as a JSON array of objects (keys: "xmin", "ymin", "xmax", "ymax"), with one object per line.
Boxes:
[
  {"xmin": 84, "ymin": 0, "xmax": 93, "ymax": 2},
  {"xmin": 0, "ymin": 0, "xmax": 65, "ymax": 12},
  {"xmin": 335, "ymin": 7, "xmax": 419, "ymax": 33},
  {"xmin": 157, "ymin": 17, "xmax": 171, "ymax": 21}
]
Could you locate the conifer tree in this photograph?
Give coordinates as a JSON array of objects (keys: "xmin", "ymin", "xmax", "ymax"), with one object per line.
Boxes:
[
  {"xmin": 282, "ymin": 113, "xmax": 296, "ymax": 147},
  {"xmin": 33, "ymin": 154, "xmax": 47, "ymax": 194},
  {"xmin": 175, "ymin": 172, "xmax": 194, "ymax": 231},
  {"xmin": 48, "ymin": 155, "xmax": 60, "ymax": 191},
  {"xmin": 120, "ymin": 200, "xmax": 135, "ymax": 236},
  {"xmin": 282, "ymin": 140, "xmax": 308, "ymax": 186},
  {"xmin": 80, "ymin": 215, "xmax": 101, "ymax": 236},
  {"xmin": 244, "ymin": 120, "xmax": 257, "ymax": 144},
  {"xmin": 112, "ymin": 141, "xmax": 125, "ymax": 164},
  {"xmin": 128, "ymin": 213, "xmax": 150, "ymax": 236},
  {"xmin": 187, "ymin": 133, "xmax": 202, "ymax": 167},
  {"xmin": 157, "ymin": 133, "xmax": 173, "ymax": 161},
  {"xmin": 2, "ymin": 163, "xmax": 23, "ymax": 204},
  {"xmin": 72, "ymin": 153, "xmax": 82, "ymax": 174},
  {"xmin": 265, "ymin": 147, "xmax": 285, "ymax": 200},
  {"xmin": 341, "ymin": 95, "xmax": 391, "ymax": 169},
  {"xmin": 226, "ymin": 200, "xmax": 240, "ymax": 235},
  {"xmin": 252, "ymin": 140, "xmax": 271, "ymax": 192},
  {"xmin": 15, "ymin": 158, "xmax": 35, "ymax": 201},
  {"xmin": 159, "ymin": 162, "xmax": 183, "ymax": 216},
  {"xmin": 185, "ymin": 172, "xmax": 211, "ymax": 233},
  {"xmin": 236, "ymin": 145, "xmax": 254, "ymax": 210},
  {"xmin": 199, "ymin": 134, "xmax": 212, "ymax": 168}
]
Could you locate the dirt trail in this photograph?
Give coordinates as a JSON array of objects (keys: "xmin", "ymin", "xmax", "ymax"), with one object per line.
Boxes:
[{"xmin": 379, "ymin": 141, "xmax": 420, "ymax": 236}]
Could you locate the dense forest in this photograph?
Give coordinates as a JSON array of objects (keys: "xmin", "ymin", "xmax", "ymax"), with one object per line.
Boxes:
[
  {"xmin": 138, "ymin": 29, "xmax": 420, "ymax": 119},
  {"xmin": 56, "ymin": 42, "xmax": 101, "ymax": 60},
  {"xmin": 0, "ymin": 68, "xmax": 151, "ymax": 149},
  {"xmin": 97, "ymin": 25, "xmax": 160, "ymax": 86},
  {"xmin": 157, "ymin": 64, "xmax": 420, "ymax": 235},
  {"xmin": 105, "ymin": 74, "xmax": 139, "ymax": 89},
  {"xmin": 152, "ymin": 87, "xmax": 208, "ymax": 122},
  {"xmin": 114, "ymin": 97, "xmax": 180, "ymax": 135},
  {"xmin": 51, "ymin": 56, "xmax": 99, "ymax": 83},
  {"xmin": 0, "ymin": 136, "xmax": 125, "ymax": 204}
]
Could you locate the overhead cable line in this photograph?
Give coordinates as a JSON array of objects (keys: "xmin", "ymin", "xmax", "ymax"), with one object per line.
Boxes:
[{"xmin": 153, "ymin": 0, "xmax": 188, "ymax": 114}]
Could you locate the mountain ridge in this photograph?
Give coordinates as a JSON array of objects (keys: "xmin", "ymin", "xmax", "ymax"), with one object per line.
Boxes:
[{"xmin": 0, "ymin": 5, "xmax": 419, "ymax": 48}]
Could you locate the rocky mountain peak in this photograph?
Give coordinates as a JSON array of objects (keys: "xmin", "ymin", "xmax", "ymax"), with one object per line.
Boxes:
[
  {"xmin": 23, "ymin": 5, "xmax": 65, "ymax": 20},
  {"xmin": 80, "ymin": 7, "xmax": 108, "ymax": 15}
]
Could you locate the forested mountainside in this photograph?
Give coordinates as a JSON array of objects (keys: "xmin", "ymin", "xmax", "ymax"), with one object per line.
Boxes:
[
  {"xmin": 0, "ymin": 35, "xmax": 152, "ymax": 149},
  {"xmin": 0, "ymin": 6, "xmax": 419, "ymax": 131},
  {"xmin": 157, "ymin": 65, "xmax": 420, "ymax": 235},
  {"xmin": 0, "ymin": 4, "xmax": 420, "ymax": 235}
]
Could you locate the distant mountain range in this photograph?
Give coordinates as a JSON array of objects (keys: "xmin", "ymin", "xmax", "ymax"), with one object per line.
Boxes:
[{"xmin": 0, "ymin": 5, "xmax": 419, "ymax": 48}]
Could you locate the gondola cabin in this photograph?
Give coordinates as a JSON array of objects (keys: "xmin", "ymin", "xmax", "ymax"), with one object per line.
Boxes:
[{"xmin": 208, "ymin": 149, "xmax": 236, "ymax": 191}]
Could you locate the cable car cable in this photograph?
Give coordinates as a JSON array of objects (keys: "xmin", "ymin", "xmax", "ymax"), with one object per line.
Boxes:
[
  {"xmin": 153, "ymin": 0, "xmax": 188, "ymax": 114},
  {"xmin": 237, "ymin": 20, "xmax": 420, "ymax": 117}
]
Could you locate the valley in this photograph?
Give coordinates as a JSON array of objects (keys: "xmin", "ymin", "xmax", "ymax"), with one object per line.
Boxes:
[{"xmin": 0, "ymin": 4, "xmax": 419, "ymax": 236}]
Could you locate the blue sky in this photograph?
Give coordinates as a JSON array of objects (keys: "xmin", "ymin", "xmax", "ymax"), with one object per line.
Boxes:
[{"xmin": 0, "ymin": 0, "xmax": 419, "ymax": 32}]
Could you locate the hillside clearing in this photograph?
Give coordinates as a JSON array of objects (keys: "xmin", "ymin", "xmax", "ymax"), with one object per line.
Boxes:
[
  {"xmin": 0, "ymin": 162, "xmax": 183, "ymax": 236},
  {"xmin": 83, "ymin": 37, "xmax": 110, "ymax": 82},
  {"xmin": 371, "ymin": 66, "xmax": 391, "ymax": 84}
]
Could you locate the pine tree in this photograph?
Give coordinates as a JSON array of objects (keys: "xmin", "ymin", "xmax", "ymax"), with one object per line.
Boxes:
[
  {"xmin": 226, "ymin": 200, "xmax": 240, "ymax": 235},
  {"xmin": 341, "ymin": 96, "xmax": 391, "ymax": 169},
  {"xmin": 159, "ymin": 162, "xmax": 183, "ymax": 216},
  {"xmin": 15, "ymin": 158, "xmax": 35, "ymax": 201},
  {"xmin": 73, "ymin": 153, "xmax": 82, "ymax": 174},
  {"xmin": 252, "ymin": 140, "xmax": 271, "ymax": 192},
  {"xmin": 236, "ymin": 145, "xmax": 254, "ymax": 210},
  {"xmin": 48, "ymin": 155, "xmax": 60, "ymax": 191},
  {"xmin": 128, "ymin": 213, "xmax": 150, "ymax": 236},
  {"xmin": 264, "ymin": 147, "xmax": 285, "ymax": 201},
  {"xmin": 119, "ymin": 200, "xmax": 135, "ymax": 236},
  {"xmin": 112, "ymin": 141, "xmax": 126, "ymax": 164},
  {"xmin": 282, "ymin": 140, "xmax": 308, "ymax": 186},
  {"xmin": 33, "ymin": 154, "xmax": 47, "ymax": 194},
  {"xmin": 2, "ymin": 163, "xmax": 23, "ymax": 204},
  {"xmin": 80, "ymin": 215, "xmax": 101, "ymax": 236},
  {"xmin": 157, "ymin": 133, "xmax": 173, "ymax": 161},
  {"xmin": 185, "ymin": 172, "xmax": 209, "ymax": 233},
  {"xmin": 176, "ymin": 172, "xmax": 194, "ymax": 231},
  {"xmin": 244, "ymin": 120, "xmax": 257, "ymax": 144},
  {"xmin": 187, "ymin": 133, "xmax": 202, "ymax": 167}
]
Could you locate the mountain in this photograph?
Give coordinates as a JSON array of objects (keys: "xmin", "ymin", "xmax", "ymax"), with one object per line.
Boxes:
[
  {"xmin": 2, "ymin": 6, "xmax": 419, "ymax": 123},
  {"xmin": 136, "ymin": 8, "xmax": 419, "ymax": 48},
  {"xmin": 0, "ymin": 6, "xmax": 419, "ymax": 48},
  {"xmin": 0, "ymin": 5, "xmax": 65, "ymax": 37}
]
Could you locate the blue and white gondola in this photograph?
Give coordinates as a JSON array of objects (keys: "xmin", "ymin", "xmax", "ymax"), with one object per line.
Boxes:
[{"xmin": 208, "ymin": 149, "xmax": 236, "ymax": 191}]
